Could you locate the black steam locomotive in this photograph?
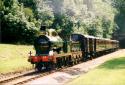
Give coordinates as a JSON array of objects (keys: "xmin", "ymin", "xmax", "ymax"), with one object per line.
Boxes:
[{"xmin": 28, "ymin": 26, "xmax": 119, "ymax": 71}]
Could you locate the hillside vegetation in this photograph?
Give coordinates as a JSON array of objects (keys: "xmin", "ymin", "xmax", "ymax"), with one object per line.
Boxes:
[{"xmin": 0, "ymin": 0, "xmax": 123, "ymax": 43}]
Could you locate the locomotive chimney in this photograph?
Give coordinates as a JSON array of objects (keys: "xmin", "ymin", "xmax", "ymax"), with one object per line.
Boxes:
[
  {"xmin": 40, "ymin": 25, "xmax": 46, "ymax": 31},
  {"xmin": 40, "ymin": 25, "xmax": 47, "ymax": 35}
]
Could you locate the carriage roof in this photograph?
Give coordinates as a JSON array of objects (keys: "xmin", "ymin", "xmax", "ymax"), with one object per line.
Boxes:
[{"xmin": 71, "ymin": 33, "xmax": 118, "ymax": 42}]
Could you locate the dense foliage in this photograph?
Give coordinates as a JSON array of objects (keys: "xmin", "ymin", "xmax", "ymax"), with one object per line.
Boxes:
[
  {"xmin": 111, "ymin": 0, "xmax": 125, "ymax": 33},
  {"xmin": 0, "ymin": 0, "xmax": 124, "ymax": 44},
  {"xmin": 1, "ymin": 0, "xmax": 39, "ymax": 44}
]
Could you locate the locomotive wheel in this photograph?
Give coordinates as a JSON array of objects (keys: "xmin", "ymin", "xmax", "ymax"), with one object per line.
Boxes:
[
  {"xmin": 80, "ymin": 55, "xmax": 82, "ymax": 61},
  {"xmin": 62, "ymin": 57, "xmax": 66, "ymax": 66},
  {"xmin": 66, "ymin": 57, "xmax": 70, "ymax": 66},
  {"xmin": 60, "ymin": 57, "xmax": 63, "ymax": 67},
  {"xmin": 57, "ymin": 57, "xmax": 62, "ymax": 68},
  {"xmin": 83, "ymin": 53, "xmax": 87, "ymax": 62},
  {"xmin": 68, "ymin": 56, "xmax": 73, "ymax": 66},
  {"xmin": 89, "ymin": 54, "xmax": 93, "ymax": 60},
  {"xmin": 75, "ymin": 56, "xmax": 78, "ymax": 64},
  {"xmin": 64, "ymin": 57, "xmax": 67, "ymax": 66},
  {"xmin": 45, "ymin": 62, "xmax": 51, "ymax": 71},
  {"xmin": 74, "ymin": 57, "xmax": 77, "ymax": 65},
  {"xmin": 78, "ymin": 55, "xmax": 81, "ymax": 62},
  {"xmin": 35, "ymin": 63, "xmax": 43, "ymax": 72},
  {"xmin": 92, "ymin": 53, "xmax": 96, "ymax": 58},
  {"xmin": 63, "ymin": 57, "xmax": 66, "ymax": 66},
  {"xmin": 65, "ymin": 57, "xmax": 68, "ymax": 66},
  {"xmin": 52, "ymin": 62, "xmax": 56, "ymax": 70},
  {"xmin": 66, "ymin": 56, "xmax": 70, "ymax": 66},
  {"xmin": 78, "ymin": 55, "xmax": 81, "ymax": 63}
]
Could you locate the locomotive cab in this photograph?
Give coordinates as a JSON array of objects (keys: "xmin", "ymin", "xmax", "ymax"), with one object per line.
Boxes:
[{"xmin": 47, "ymin": 29, "xmax": 63, "ymax": 53}]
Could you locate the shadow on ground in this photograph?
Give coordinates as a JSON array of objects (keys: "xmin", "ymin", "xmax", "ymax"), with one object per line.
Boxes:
[{"xmin": 98, "ymin": 57, "xmax": 125, "ymax": 70}]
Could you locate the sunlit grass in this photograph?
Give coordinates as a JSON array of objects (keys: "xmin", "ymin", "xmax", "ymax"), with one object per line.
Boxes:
[
  {"xmin": 0, "ymin": 44, "xmax": 35, "ymax": 74},
  {"xmin": 67, "ymin": 57, "xmax": 125, "ymax": 85}
]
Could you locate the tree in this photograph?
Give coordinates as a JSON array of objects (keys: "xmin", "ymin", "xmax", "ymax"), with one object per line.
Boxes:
[
  {"xmin": 111, "ymin": 0, "xmax": 125, "ymax": 34},
  {"xmin": 52, "ymin": 14, "xmax": 73, "ymax": 40},
  {"xmin": 18, "ymin": 0, "xmax": 37, "ymax": 10},
  {"xmin": 1, "ymin": 0, "xmax": 38, "ymax": 43}
]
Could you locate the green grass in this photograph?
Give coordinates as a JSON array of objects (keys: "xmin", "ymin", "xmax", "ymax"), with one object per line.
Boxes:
[
  {"xmin": 67, "ymin": 57, "xmax": 125, "ymax": 85},
  {"xmin": 0, "ymin": 44, "xmax": 35, "ymax": 74}
]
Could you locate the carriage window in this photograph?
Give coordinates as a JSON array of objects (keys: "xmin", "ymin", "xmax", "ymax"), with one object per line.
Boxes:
[{"xmin": 71, "ymin": 35, "xmax": 79, "ymax": 41}]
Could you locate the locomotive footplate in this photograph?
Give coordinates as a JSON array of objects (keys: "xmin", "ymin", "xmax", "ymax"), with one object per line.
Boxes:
[{"xmin": 54, "ymin": 53, "xmax": 72, "ymax": 58}]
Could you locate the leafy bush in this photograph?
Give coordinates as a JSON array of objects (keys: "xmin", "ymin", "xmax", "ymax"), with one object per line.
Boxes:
[{"xmin": 1, "ymin": 0, "xmax": 39, "ymax": 44}]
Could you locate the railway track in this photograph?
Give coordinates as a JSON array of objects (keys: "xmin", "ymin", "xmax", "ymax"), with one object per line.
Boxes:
[
  {"xmin": 0, "ymin": 70, "xmax": 46, "ymax": 85},
  {"xmin": 0, "ymin": 68, "xmax": 62, "ymax": 85}
]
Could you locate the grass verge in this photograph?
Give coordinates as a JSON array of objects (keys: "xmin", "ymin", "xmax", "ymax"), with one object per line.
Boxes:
[
  {"xmin": 67, "ymin": 56, "xmax": 125, "ymax": 85},
  {"xmin": 0, "ymin": 44, "xmax": 35, "ymax": 74}
]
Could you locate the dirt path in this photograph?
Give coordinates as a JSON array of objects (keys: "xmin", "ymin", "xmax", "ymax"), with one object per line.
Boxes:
[{"xmin": 25, "ymin": 49, "xmax": 125, "ymax": 85}]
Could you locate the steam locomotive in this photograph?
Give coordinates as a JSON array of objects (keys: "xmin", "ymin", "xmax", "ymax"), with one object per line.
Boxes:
[{"xmin": 28, "ymin": 26, "xmax": 119, "ymax": 71}]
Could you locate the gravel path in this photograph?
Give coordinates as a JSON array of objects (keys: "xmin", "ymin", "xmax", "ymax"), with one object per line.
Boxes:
[{"xmin": 26, "ymin": 49, "xmax": 125, "ymax": 85}]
